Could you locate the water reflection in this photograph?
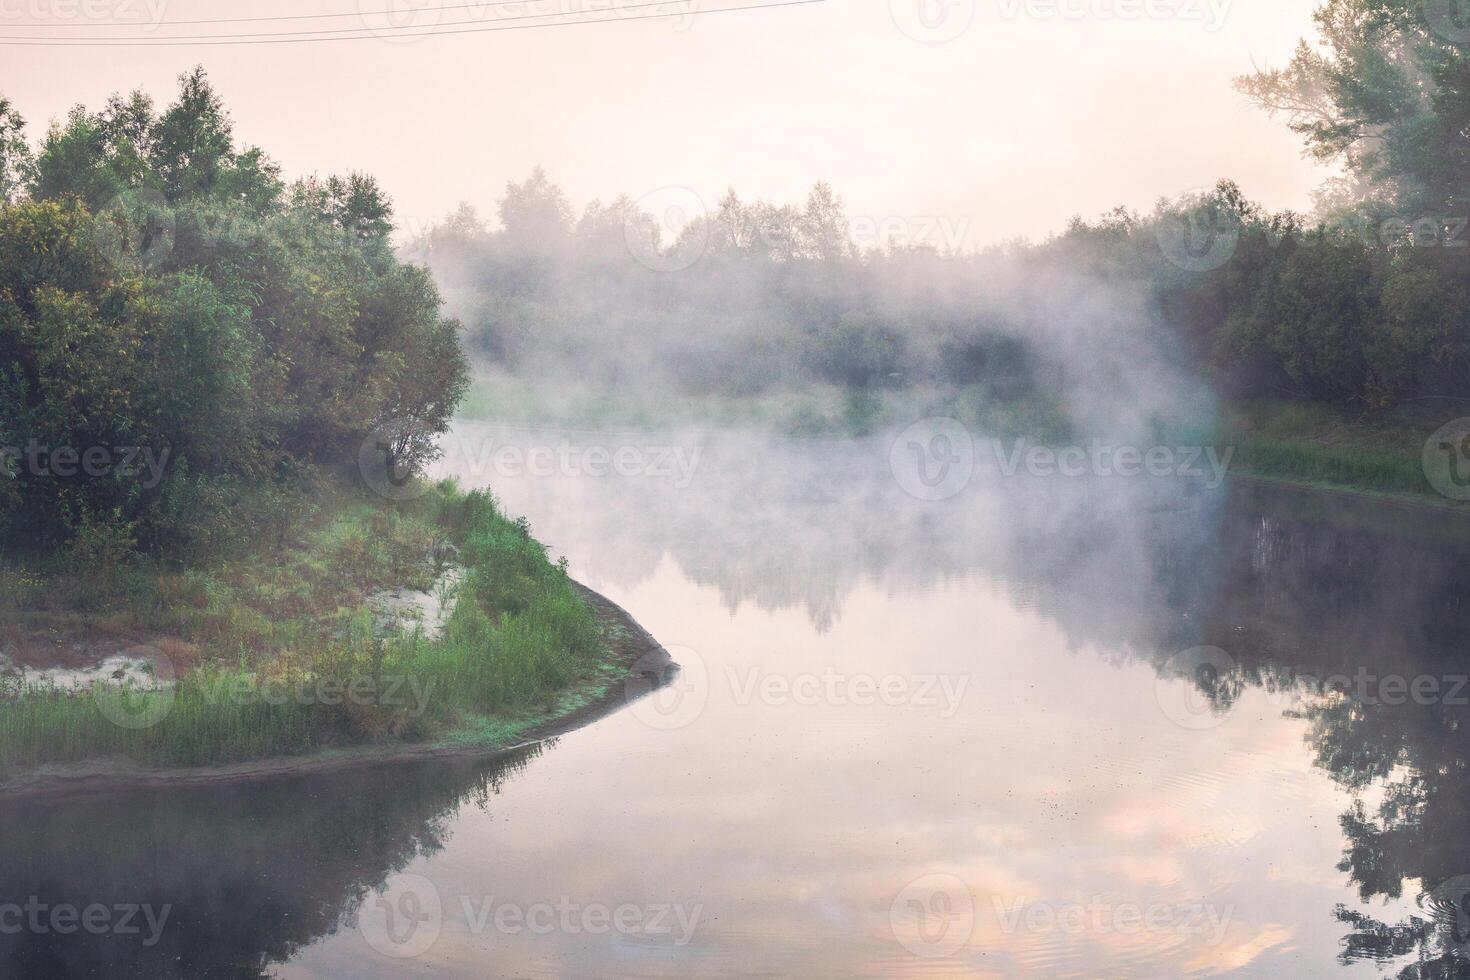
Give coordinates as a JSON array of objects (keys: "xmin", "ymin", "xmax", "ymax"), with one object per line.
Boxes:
[
  {"xmin": 0, "ymin": 745, "xmax": 545, "ymax": 979},
  {"xmin": 7, "ymin": 427, "xmax": 1470, "ymax": 976},
  {"xmin": 435, "ymin": 424, "xmax": 1470, "ymax": 976}
]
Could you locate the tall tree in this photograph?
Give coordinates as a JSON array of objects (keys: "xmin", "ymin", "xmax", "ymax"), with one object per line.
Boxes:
[
  {"xmin": 1237, "ymin": 0, "xmax": 1470, "ymax": 219},
  {"xmin": 0, "ymin": 96, "xmax": 31, "ymax": 203},
  {"xmin": 497, "ymin": 166, "xmax": 573, "ymax": 254}
]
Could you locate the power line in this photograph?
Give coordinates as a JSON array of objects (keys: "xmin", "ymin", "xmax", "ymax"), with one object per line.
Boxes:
[
  {"xmin": 0, "ymin": 0, "xmax": 565, "ymax": 29},
  {"xmin": 2, "ymin": 0, "xmax": 697, "ymax": 42},
  {"xmin": 0, "ymin": 0, "xmax": 822, "ymax": 45}
]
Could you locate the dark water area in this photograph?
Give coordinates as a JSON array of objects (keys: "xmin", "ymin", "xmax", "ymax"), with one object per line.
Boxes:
[{"xmin": 6, "ymin": 426, "xmax": 1470, "ymax": 978}]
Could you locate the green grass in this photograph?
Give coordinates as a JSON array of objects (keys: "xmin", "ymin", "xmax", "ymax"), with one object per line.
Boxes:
[
  {"xmin": 0, "ymin": 482, "xmax": 613, "ymax": 774},
  {"xmin": 1210, "ymin": 401, "xmax": 1438, "ymax": 499}
]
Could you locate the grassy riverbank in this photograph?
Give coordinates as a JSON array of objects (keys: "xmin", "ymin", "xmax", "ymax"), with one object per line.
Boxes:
[
  {"xmin": 0, "ymin": 482, "xmax": 635, "ymax": 775},
  {"xmin": 1208, "ymin": 401, "xmax": 1445, "ymax": 501}
]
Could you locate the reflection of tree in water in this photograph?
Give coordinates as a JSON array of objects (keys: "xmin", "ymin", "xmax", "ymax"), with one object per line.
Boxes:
[
  {"xmin": 463, "ymin": 424, "xmax": 1232, "ymax": 635},
  {"xmin": 458, "ymin": 426, "xmax": 1470, "ymax": 976},
  {"xmin": 0, "ymin": 744, "xmax": 545, "ymax": 979},
  {"xmin": 1312, "ymin": 688, "xmax": 1470, "ymax": 977},
  {"xmin": 1152, "ymin": 487, "xmax": 1470, "ymax": 979}
]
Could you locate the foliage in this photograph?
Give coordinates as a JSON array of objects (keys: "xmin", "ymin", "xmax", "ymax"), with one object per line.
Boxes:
[
  {"xmin": 419, "ymin": 167, "xmax": 1470, "ymax": 427},
  {"xmin": 1235, "ymin": 0, "xmax": 1470, "ymax": 219},
  {"xmin": 0, "ymin": 70, "xmax": 469, "ymax": 554}
]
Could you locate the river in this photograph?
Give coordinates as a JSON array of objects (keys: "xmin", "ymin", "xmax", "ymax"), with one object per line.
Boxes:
[{"xmin": 3, "ymin": 422, "xmax": 1468, "ymax": 978}]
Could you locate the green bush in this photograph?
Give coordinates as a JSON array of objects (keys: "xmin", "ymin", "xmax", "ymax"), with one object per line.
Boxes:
[{"xmin": 0, "ymin": 70, "xmax": 469, "ymax": 556}]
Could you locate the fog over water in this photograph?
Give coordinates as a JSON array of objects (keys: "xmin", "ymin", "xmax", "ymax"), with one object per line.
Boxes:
[
  {"xmin": 6, "ymin": 426, "xmax": 1466, "ymax": 977},
  {"xmin": 8, "ymin": 0, "xmax": 1470, "ymax": 975}
]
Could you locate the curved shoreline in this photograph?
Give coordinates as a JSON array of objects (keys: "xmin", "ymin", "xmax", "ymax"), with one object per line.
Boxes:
[{"xmin": 0, "ymin": 582, "xmax": 673, "ymax": 803}]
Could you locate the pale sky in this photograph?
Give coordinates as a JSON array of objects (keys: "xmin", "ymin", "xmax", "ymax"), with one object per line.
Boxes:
[{"xmin": 2, "ymin": 0, "xmax": 1326, "ymax": 245}]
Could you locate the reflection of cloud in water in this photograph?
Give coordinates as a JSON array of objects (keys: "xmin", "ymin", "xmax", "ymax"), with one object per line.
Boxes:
[
  {"xmin": 435, "ymin": 424, "xmax": 1470, "ymax": 977},
  {"xmin": 6, "ymin": 428, "xmax": 1454, "ymax": 978}
]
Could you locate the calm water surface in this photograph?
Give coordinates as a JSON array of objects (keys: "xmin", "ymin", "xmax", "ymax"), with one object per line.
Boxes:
[{"xmin": 5, "ymin": 424, "xmax": 1470, "ymax": 978}]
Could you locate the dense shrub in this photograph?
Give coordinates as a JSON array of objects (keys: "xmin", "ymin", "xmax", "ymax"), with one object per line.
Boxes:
[{"xmin": 0, "ymin": 70, "xmax": 468, "ymax": 554}]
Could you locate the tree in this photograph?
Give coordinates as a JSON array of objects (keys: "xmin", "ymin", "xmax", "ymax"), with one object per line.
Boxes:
[
  {"xmin": 497, "ymin": 166, "xmax": 573, "ymax": 254},
  {"xmin": 294, "ymin": 172, "xmax": 394, "ymax": 244},
  {"xmin": 1237, "ymin": 0, "xmax": 1470, "ymax": 218},
  {"xmin": 799, "ymin": 181, "xmax": 852, "ymax": 261},
  {"xmin": 0, "ymin": 96, "xmax": 31, "ymax": 204},
  {"xmin": 148, "ymin": 67, "xmax": 234, "ymax": 202},
  {"xmin": 33, "ymin": 107, "xmax": 131, "ymax": 210},
  {"xmin": 0, "ymin": 73, "xmax": 469, "ymax": 553}
]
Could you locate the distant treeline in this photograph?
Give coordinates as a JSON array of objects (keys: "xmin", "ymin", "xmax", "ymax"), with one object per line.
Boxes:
[
  {"xmin": 0, "ymin": 70, "xmax": 467, "ymax": 555},
  {"xmin": 411, "ymin": 171, "xmax": 1469, "ymax": 419},
  {"xmin": 416, "ymin": 0, "xmax": 1470, "ymax": 430}
]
